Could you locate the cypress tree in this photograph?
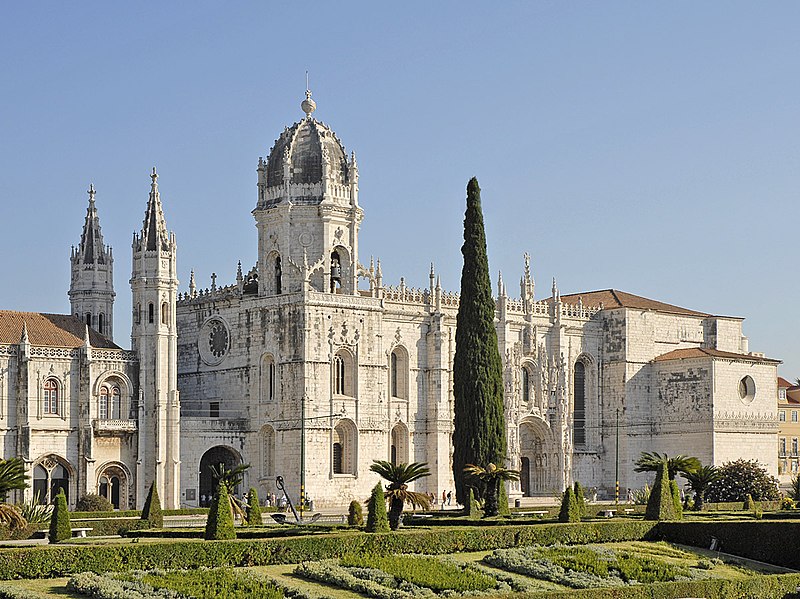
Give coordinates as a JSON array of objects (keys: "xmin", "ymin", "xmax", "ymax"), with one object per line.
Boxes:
[
  {"xmin": 140, "ymin": 482, "xmax": 163, "ymax": 528},
  {"xmin": 365, "ymin": 483, "xmax": 389, "ymax": 532},
  {"xmin": 452, "ymin": 177, "xmax": 506, "ymax": 505},
  {"xmin": 497, "ymin": 482, "xmax": 510, "ymax": 516},
  {"xmin": 205, "ymin": 484, "xmax": 236, "ymax": 540},
  {"xmin": 347, "ymin": 500, "xmax": 364, "ymax": 526},
  {"xmin": 246, "ymin": 487, "xmax": 262, "ymax": 526},
  {"xmin": 48, "ymin": 489, "xmax": 71, "ymax": 543},
  {"xmin": 645, "ymin": 461, "xmax": 677, "ymax": 521},
  {"xmin": 573, "ymin": 481, "xmax": 586, "ymax": 518}
]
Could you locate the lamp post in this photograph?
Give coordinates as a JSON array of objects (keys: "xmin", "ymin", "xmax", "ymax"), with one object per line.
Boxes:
[
  {"xmin": 615, "ymin": 408, "xmax": 620, "ymax": 504},
  {"xmin": 300, "ymin": 393, "xmax": 306, "ymax": 519}
]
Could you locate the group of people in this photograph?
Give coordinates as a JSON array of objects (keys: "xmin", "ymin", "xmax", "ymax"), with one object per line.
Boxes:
[{"xmin": 198, "ymin": 491, "xmax": 295, "ymax": 509}]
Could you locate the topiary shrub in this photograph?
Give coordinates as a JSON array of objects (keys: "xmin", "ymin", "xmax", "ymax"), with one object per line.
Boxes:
[
  {"xmin": 140, "ymin": 482, "xmax": 163, "ymax": 528},
  {"xmin": 645, "ymin": 461, "xmax": 677, "ymax": 521},
  {"xmin": 75, "ymin": 494, "xmax": 113, "ymax": 513},
  {"xmin": 205, "ymin": 484, "xmax": 236, "ymax": 540},
  {"xmin": 48, "ymin": 489, "xmax": 71, "ymax": 543},
  {"xmin": 245, "ymin": 488, "xmax": 262, "ymax": 526},
  {"xmin": 365, "ymin": 483, "xmax": 389, "ymax": 533},
  {"xmin": 669, "ymin": 480, "xmax": 683, "ymax": 520},
  {"xmin": 780, "ymin": 497, "xmax": 795, "ymax": 510},
  {"xmin": 497, "ymin": 482, "xmax": 510, "ymax": 516},
  {"xmin": 347, "ymin": 500, "xmax": 363, "ymax": 526},
  {"xmin": 466, "ymin": 488, "xmax": 482, "ymax": 519},
  {"xmin": 573, "ymin": 481, "xmax": 586, "ymax": 518},
  {"xmin": 706, "ymin": 459, "xmax": 781, "ymax": 503},
  {"xmin": 558, "ymin": 487, "xmax": 580, "ymax": 523},
  {"xmin": 743, "ymin": 494, "xmax": 755, "ymax": 511}
]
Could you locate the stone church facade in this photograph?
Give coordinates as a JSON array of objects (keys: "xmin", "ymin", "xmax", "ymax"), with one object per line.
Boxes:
[{"xmin": 0, "ymin": 91, "xmax": 780, "ymax": 509}]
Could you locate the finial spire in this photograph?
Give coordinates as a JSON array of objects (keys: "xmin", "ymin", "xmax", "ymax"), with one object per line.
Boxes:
[
  {"xmin": 301, "ymin": 71, "xmax": 316, "ymax": 118},
  {"xmin": 88, "ymin": 183, "xmax": 96, "ymax": 204},
  {"xmin": 151, "ymin": 166, "xmax": 158, "ymax": 187}
]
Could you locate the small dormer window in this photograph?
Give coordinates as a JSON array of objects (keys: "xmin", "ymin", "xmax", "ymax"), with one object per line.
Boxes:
[{"xmin": 780, "ymin": 389, "xmax": 787, "ymax": 400}]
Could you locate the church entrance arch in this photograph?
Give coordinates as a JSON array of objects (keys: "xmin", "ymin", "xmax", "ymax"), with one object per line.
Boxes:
[
  {"xmin": 199, "ymin": 446, "xmax": 242, "ymax": 505},
  {"xmin": 519, "ymin": 419, "xmax": 553, "ymax": 496},
  {"xmin": 97, "ymin": 463, "xmax": 130, "ymax": 510}
]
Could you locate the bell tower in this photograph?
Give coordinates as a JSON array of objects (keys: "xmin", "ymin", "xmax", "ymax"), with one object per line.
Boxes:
[
  {"xmin": 130, "ymin": 168, "xmax": 180, "ymax": 509},
  {"xmin": 69, "ymin": 184, "xmax": 115, "ymax": 339}
]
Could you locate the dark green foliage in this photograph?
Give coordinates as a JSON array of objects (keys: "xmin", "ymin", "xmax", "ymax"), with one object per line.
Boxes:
[
  {"xmin": 140, "ymin": 482, "xmax": 163, "ymax": 528},
  {"xmin": 573, "ymin": 481, "xmax": 586, "ymax": 518},
  {"xmin": 0, "ymin": 520, "xmax": 658, "ymax": 580},
  {"xmin": 0, "ymin": 458, "xmax": 29, "ymax": 502},
  {"xmin": 669, "ymin": 480, "xmax": 683, "ymax": 520},
  {"xmin": 705, "ymin": 459, "xmax": 781, "ymax": 502},
  {"xmin": 790, "ymin": 474, "xmax": 800, "ymax": 501},
  {"xmin": 205, "ymin": 484, "xmax": 236, "ymax": 541},
  {"xmin": 48, "ymin": 490, "xmax": 71, "ymax": 543},
  {"xmin": 634, "ymin": 452, "xmax": 701, "ymax": 480},
  {"xmin": 452, "ymin": 178, "xmax": 506, "ymax": 506},
  {"xmin": 365, "ymin": 483, "xmax": 389, "ymax": 533},
  {"xmin": 559, "ymin": 487, "xmax": 581, "ymax": 522},
  {"xmin": 466, "ymin": 488, "xmax": 482, "ymax": 519},
  {"xmin": 347, "ymin": 500, "xmax": 363, "ymax": 526},
  {"xmin": 369, "ymin": 461, "xmax": 430, "ymax": 530},
  {"xmin": 246, "ymin": 488, "xmax": 262, "ymax": 526},
  {"xmin": 645, "ymin": 461, "xmax": 677, "ymax": 521},
  {"xmin": 75, "ymin": 494, "xmax": 113, "ymax": 513},
  {"xmin": 497, "ymin": 482, "xmax": 510, "ymax": 516},
  {"xmin": 683, "ymin": 465, "xmax": 721, "ymax": 511},
  {"xmin": 744, "ymin": 494, "xmax": 755, "ymax": 511},
  {"xmin": 69, "ymin": 508, "xmax": 209, "ymax": 519}
]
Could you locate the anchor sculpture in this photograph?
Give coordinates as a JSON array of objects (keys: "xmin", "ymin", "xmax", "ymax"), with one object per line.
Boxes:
[{"xmin": 270, "ymin": 475, "xmax": 321, "ymax": 525}]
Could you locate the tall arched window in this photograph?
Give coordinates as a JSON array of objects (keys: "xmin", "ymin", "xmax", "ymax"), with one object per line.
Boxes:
[
  {"xmin": 98, "ymin": 313, "xmax": 104, "ymax": 335},
  {"xmin": 99, "ymin": 386, "xmax": 109, "ymax": 419},
  {"xmin": 161, "ymin": 302, "xmax": 168, "ymax": 325},
  {"xmin": 333, "ymin": 420, "xmax": 357, "ymax": 475},
  {"xmin": 274, "ymin": 256, "xmax": 282, "ymax": 295},
  {"xmin": 390, "ymin": 347, "xmax": 408, "ymax": 399},
  {"xmin": 573, "ymin": 362, "xmax": 586, "ymax": 446},
  {"xmin": 85, "ymin": 313, "xmax": 92, "ymax": 327},
  {"xmin": 330, "ymin": 251, "xmax": 342, "ymax": 293},
  {"xmin": 262, "ymin": 355, "xmax": 276, "ymax": 402},
  {"xmin": 33, "ymin": 458, "xmax": 70, "ymax": 505},
  {"xmin": 521, "ymin": 367, "xmax": 530, "ymax": 404},
  {"xmin": 333, "ymin": 350, "xmax": 354, "ymax": 397},
  {"xmin": 99, "ymin": 383, "xmax": 121, "ymax": 419},
  {"xmin": 261, "ymin": 426, "xmax": 275, "ymax": 478},
  {"xmin": 43, "ymin": 378, "xmax": 59, "ymax": 415},
  {"xmin": 390, "ymin": 423, "xmax": 409, "ymax": 465},
  {"xmin": 148, "ymin": 303, "xmax": 154, "ymax": 324}
]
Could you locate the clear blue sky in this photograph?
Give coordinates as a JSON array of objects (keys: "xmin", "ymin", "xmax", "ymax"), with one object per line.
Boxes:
[{"xmin": 1, "ymin": 2, "xmax": 798, "ymax": 377}]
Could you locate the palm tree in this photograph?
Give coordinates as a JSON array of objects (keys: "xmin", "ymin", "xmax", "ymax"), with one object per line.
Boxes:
[
  {"xmin": 0, "ymin": 458, "xmax": 29, "ymax": 502},
  {"xmin": 634, "ymin": 452, "xmax": 700, "ymax": 480},
  {"xmin": 210, "ymin": 463, "xmax": 250, "ymax": 520},
  {"xmin": 370, "ymin": 460, "xmax": 431, "ymax": 530},
  {"xmin": 463, "ymin": 463, "xmax": 519, "ymax": 517},
  {"xmin": 683, "ymin": 465, "xmax": 721, "ymax": 511},
  {"xmin": 0, "ymin": 504, "xmax": 26, "ymax": 531}
]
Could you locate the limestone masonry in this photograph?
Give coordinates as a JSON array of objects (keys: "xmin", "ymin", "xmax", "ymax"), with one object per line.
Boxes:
[{"xmin": 0, "ymin": 91, "xmax": 780, "ymax": 509}]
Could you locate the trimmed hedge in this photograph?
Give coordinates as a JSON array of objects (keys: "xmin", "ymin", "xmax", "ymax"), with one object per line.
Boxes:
[
  {"xmin": 127, "ymin": 524, "xmax": 349, "ymax": 539},
  {"xmin": 659, "ymin": 520, "xmax": 800, "ymax": 571},
  {"xmin": 0, "ymin": 521, "xmax": 657, "ymax": 580},
  {"xmin": 70, "ymin": 508, "xmax": 210, "ymax": 520},
  {"xmin": 68, "ymin": 518, "xmax": 150, "ymax": 537}
]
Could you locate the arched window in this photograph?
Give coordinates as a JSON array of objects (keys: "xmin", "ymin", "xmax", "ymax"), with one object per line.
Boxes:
[
  {"xmin": 333, "ymin": 350, "xmax": 354, "ymax": 397},
  {"xmin": 262, "ymin": 355, "xmax": 276, "ymax": 402},
  {"xmin": 43, "ymin": 378, "xmax": 59, "ymax": 415},
  {"xmin": 33, "ymin": 458, "xmax": 70, "ymax": 505},
  {"xmin": 85, "ymin": 313, "xmax": 92, "ymax": 327},
  {"xmin": 148, "ymin": 303, "xmax": 154, "ymax": 324},
  {"xmin": 136, "ymin": 304, "xmax": 141, "ymax": 325},
  {"xmin": 330, "ymin": 251, "xmax": 342, "ymax": 293},
  {"xmin": 573, "ymin": 362, "xmax": 586, "ymax": 446},
  {"xmin": 390, "ymin": 347, "xmax": 408, "ymax": 399},
  {"xmin": 98, "ymin": 313, "xmax": 104, "ymax": 335},
  {"xmin": 261, "ymin": 426, "xmax": 275, "ymax": 478},
  {"xmin": 274, "ymin": 256, "xmax": 282, "ymax": 295},
  {"xmin": 161, "ymin": 302, "xmax": 168, "ymax": 325},
  {"xmin": 99, "ymin": 383, "xmax": 121, "ymax": 419},
  {"xmin": 390, "ymin": 423, "xmax": 409, "ymax": 465},
  {"xmin": 521, "ymin": 367, "xmax": 530, "ymax": 404},
  {"xmin": 333, "ymin": 420, "xmax": 357, "ymax": 475},
  {"xmin": 98, "ymin": 465, "xmax": 126, "ymax": 509},
  {"xmin": 99, "ymin": 386, "xmax": 109, "ymax": 419}
]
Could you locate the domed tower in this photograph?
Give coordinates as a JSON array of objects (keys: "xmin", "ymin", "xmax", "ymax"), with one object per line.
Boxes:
[
  {"xmin": 69, "ymin": 184, "xmax": 115, "ymax": 339},
  {"xmin": 253, "ymin": 89, "xmax": 362, "ymax": 296}
]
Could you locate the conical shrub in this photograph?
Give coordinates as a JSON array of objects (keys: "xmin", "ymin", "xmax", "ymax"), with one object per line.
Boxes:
[
  {"xmin": 558, "ymin": 487, "xmax": 580, "ymax": 522},
  {"xmin": 347, "ymin": 500, "xmax": 363, "ymax": 526},
  {"xmin": 205, "ymin": 484, "xmax": 236, "ymax": 540},
  {"xmin": 246, "ymin": 487, "xmax": 262, "ymax": 526},
  {"xmin": 669, "ymin": 480, "xmax": 683, "ymax": 520},
  {"xmin": 645, "ymin": 461, "xmax": 677, "ymax": 521},
  {"xmin": 48, "ymin": 489, "xmax": 71, "ymax": 543},
  {"xmin": 498, "ymin": 482, "xmax": 510, "ymax": 516},
  {"xmin": 365, "ymin": 483, "xmax": 389, "ymax": 532},
  {"xmin": 573, "ymin": 481, "xmax": 586, "ymax": 518},
  {"xmin": 141, "ymin": 482, "xmax": 163, "ymax": 528},
  {"xmin": 467, "ymin": 487, "xmax": 482, "ymax": 519}
]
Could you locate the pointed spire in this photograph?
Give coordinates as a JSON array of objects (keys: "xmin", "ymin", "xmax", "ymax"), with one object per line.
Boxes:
[
  {"xmin": 498, "ymin": 270, "xmax": 505, "ymax": 297},
  {"xmin": 189, "ymin": 269, "xmax": 196, "ymax": 297},
  {"xmin": 140, "ymin": 167, "xmax": 169, "ymax": 252},
  {"xmin": 78, "ymin": 183, "xmax": 107, "ymax": 264},
  {"xmin": 19, "ymin": 322, "xmax": 29, "ymax": 345},
  {"xmin": 552, "ymin": 277, "xmax": 559, "ymax": 302},
  {"xmin": 84, "ymin": 324, "xmax": 91, "ymax": 349}
]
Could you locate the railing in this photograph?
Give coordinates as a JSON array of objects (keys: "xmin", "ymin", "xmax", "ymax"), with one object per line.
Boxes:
[{"xmin": 93, "ymin": 419, "xmax": 138, "ymax": 433}]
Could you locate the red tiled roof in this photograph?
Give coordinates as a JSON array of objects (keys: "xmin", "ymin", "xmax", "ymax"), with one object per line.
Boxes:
[
  {"xmin": 653, "ymin": 347, "xmax": 780, "ymax": 364},
  {"xmin": 0, "ymin": 311, "xmax": 120, "ymax": 349},
  {"xmin": 557, "ymin": 289, "xmax": 709, "ymax": 317},
  {"xmin": 779, "ymin": 377, "xmax": 794, "ymax": 389}
]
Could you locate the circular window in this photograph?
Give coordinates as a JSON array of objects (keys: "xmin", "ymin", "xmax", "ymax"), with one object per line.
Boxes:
[
  {"xmin": 199, "ymin": 318, "xmax": 230, "ymax": 365},
  {"xmin": 738, "ymin": 375, "xmax": 756, "ymax": 404}
]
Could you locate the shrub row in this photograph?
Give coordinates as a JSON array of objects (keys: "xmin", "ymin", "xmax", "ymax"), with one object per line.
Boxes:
[
  {"xmin": 70, "ymin": 508, "xmax": 210, "ymax": 520},
  {"xmin": 0, "ymin": 583, "xmax": 49, "ymax": 599},
  {"xmin": 0, "ymin": 521, "xmax": 657, "ymax": 580},
  {"xmin": 519, "ymin": 573, "xmax": 800, "ymax": 599},
  {"xmin": 127, "ymin": 525, "xmax": 349, "ymax": 539},
  {"xmin": 658, "ymin": 520, "xmax": 800, "ymax": 571},
  {"xmin": 61, "ymin": 518, "xmax": 150, "ymax": 537}
]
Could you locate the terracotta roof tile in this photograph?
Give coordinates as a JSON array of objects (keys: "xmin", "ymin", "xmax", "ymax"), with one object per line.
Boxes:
[
  {"xmin": 0, "ymin": 311, "xmax": 120, "ymax": 349},
  {"xmin": 557, "ymin": 289, "xmax": 709, "ymax": 317},
  {"xmin": 653, "ymin": 347, "xmax": 780, "ymax": 364},
  {"xmin": 779, "ymin": 377, "xmax": 794, "ymax": 389}
]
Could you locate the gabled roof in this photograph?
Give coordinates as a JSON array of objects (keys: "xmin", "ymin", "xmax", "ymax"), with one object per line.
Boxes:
[
  {"xmin": 0, "ymin": 311, "xmax": 120, "ymax": 349},
  {"xmin": 653, "ymin": 347, "xmax": 780, "ymax": 364},
  {"xmin": 779, "ymin": 377, "xmax": 794, "ymax": 389},
  {"xmin": 558, "ymin": 289, "xmax": 710, "ymax": 317}
]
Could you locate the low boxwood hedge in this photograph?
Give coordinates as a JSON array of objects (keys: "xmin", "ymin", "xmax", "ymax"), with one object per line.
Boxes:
[
  {"xmin": 70, "ymin": 508, "xmax": 210, "ymax": 520},
  {"xmin": 127, "ymin": 524, "xmax": 350, "ymax": 539},
  {"xmin": 0, "ymin": 520, "xmax": 657, "ymax": 580}
]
